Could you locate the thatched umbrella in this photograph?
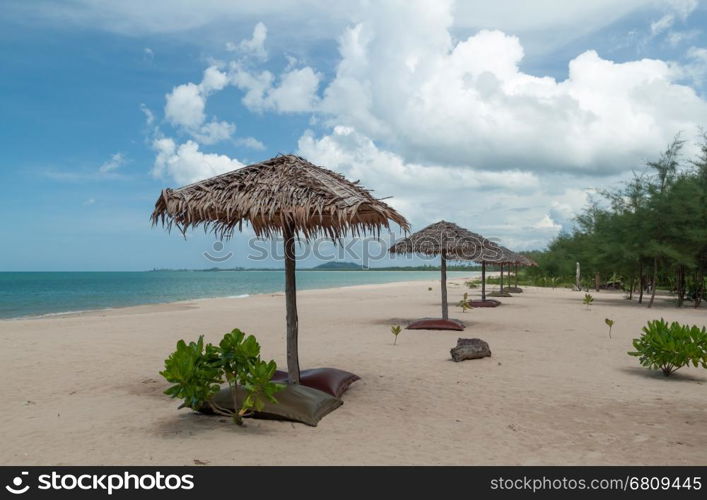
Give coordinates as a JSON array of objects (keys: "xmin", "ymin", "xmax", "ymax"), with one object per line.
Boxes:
[
  {"xmin": 489, "ymin": 249, "xmax": 537, "ymax": 294},
  {"xmin": 500, "ymin": 250, "xmax": 537, "ymax": 289},
  {"xmin": 389, "ymin": 221, "xmax": 500, "ymax": 328},
  {"xmin": 496, "ymin": 246, "xmax": 518, "ymax": 293},
  {"xmin": 489, "ymin": 247, "xmax": 525, "ymax": 293},
  {"xmin": 474, "ymin": 244, "xmax": 508, "ymax": 303},
  {"xmin": 510, "ymin": 254, "xmax": 538, "ymax": 290},
  {"xmin": 151, "ymin": 154, "xmax": 409, "ymax": 384}
]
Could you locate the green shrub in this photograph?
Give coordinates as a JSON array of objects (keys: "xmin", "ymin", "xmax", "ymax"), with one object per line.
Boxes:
[
  {"xmin": 161, "ymin": 329, "xmax": 283, "ymax": 425},
  {"xmin": 628, "ymin": 319, "xmax": 707, "ymax": 376}
]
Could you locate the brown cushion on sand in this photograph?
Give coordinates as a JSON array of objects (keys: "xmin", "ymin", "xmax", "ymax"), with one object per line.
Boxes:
[
  {"xmin": 469, "ymin": 300, "xmax": 501, "ymax": 308},
  {"xmin": 204, "ymin": 383, "xmax": 342, "ymax": 427},
  {"xmin": 406, "ymin": 318, "xmax": 465, "ymax": 331},
  {"xmin": 271, "ymin": 367, "xmax": 360, "ymax": 398}
]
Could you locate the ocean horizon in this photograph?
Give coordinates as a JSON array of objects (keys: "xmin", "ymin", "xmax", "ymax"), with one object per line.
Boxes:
[{"xmin": 0, "ymin": 270, "xmax": 477, "ymax": 319}]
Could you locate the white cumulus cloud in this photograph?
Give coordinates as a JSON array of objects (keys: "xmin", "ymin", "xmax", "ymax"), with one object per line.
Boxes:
[
  {"xmin": 141, "ymin": 1, "xmax": 707, "ymax": 249},
  {"xmin": 164, "ymin": 65, "xmax": 235, "ymax": 144},
  {"xmin": 682, "ymin": 46, "xmax": 707, "ymax": 85},
  {"xmin": 235, "ymin": 136, "xmax": 266, "ymax": 150},
  {"xmin": 232, "ymin": 64, "xmax": 321, "ymax": 113},
  {"xmin": 296, "ymin": 125, "xmax": 565, "ymax": 242},
  {"xmin": 228, "ymin": 21, "xmax": 268, "ymax": 60},
  {"xmin": 152, "ymin": 138, "xmax": 244, "ymax": 185},
  {"xmin": 315, "ymin": 10, "xmax": 707, "ymax": 175},
  {"xmin": 165, "ymin": 82, "xmax": 205, "ymax": 130},
  {"xmin": 192, "ymin": 120, "xmax": 236, "ymax": 145}
]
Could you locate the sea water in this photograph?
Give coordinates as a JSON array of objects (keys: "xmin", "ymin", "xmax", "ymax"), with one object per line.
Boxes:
[{"xmin": 0, "ymin": 270, "xmax": 477, "ymax": 319}]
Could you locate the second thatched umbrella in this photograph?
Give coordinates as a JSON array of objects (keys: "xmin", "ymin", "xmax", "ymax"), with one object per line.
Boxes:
[
  {"xmin": 487, "ymin": 248, "xmax": 537, "ymax": 296},
  {"xmin": 389, "ymin": 221, "xmax": 500, "ymax": 330},
  {"xmin": 473, "ymin": 243, "xmax": 508, "ymax": 305},
  {"xmin": 507, "ymin": 253, "xmax": 538, "ymax": 292},
  {"xmin": 488, "ymin": 246, "xmax": 518, "ymax": 297},
  {"xmin": 152, "ymin": 154, "xmax": 409, "ymax": 384}
]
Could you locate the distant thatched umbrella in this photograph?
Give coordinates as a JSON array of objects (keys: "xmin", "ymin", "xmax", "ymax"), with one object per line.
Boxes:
[
  {"xmin": 512, "ymin": 254, "xmax": 538, "ymax": 289},
  {"xmin": 492, "ymin": 249, "xmax": 537, "ymax": 292},
  {"xmin": 389, "ymin": 221, "xmax": 501, "ymax": 326},
  {"xmin": 473, "ymin": 244, "xmax": 510, "ymax": 302},
  {"xmin": 522, "ymin": 255, "xmax": 539, "ymax": 267},
  {"xmin": 496, "ymin": 246, "xmax": 519, "ymax": 293},
  {"xmin": 152, "ymin": 154, "xmax": 409, "ymax": 384}
]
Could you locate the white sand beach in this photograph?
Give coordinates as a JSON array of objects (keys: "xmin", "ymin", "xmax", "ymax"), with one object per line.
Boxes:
[{"xmin": 1, "ymin": 278, "xmax": 705, "ymax": 466}]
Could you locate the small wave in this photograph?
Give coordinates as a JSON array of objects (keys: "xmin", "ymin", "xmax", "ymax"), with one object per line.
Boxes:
[
  {"xmin": 225, "ymin": 294, "xmax": 250, "ymax": 299},
  {"xmin": 8, "ymin": 307, "xmax": 115, "ymax": 320}
]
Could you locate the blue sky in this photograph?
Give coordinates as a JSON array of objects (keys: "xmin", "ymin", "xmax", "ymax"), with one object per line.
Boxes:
[{"xmin": 1, "ymin": 0, "xmax": 706, "ymax": 271}]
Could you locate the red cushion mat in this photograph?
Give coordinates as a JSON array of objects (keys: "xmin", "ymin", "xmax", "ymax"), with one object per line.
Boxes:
[
  {"xmin": 272, "ymin": 367, "xmax": 360, "ymax": 398},
  {"xmin": 469, "ymin": 300, "xmax": 501, "ymax": 308},
  {"xmin": 406, "ymin": 318, "xmax": 465, "ymax": 331}
]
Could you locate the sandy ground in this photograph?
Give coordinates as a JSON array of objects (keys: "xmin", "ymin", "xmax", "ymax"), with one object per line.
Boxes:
[{"xmin": 0, "ymin": 278, "xmax": 706, "ymax": 466}]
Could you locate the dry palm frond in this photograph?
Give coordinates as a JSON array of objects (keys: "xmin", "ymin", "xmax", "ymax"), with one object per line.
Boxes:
[{"xmin": 151, "ymin": 154, "xmax": 409, "ymax": 239}]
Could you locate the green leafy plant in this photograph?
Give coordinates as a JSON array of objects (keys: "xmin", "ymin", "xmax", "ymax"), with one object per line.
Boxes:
[
  {"xmin": 160, "ymin": 336, "xmax": 222, "ymax": 411},
  {"xmin": 391, "ymin": 325, "xmax": 402, "ymax": 345},
  {"xmin": 161, "ymin": 329, "xmax": 283, "ymax": 425},
  {"xmin": 464, "ymin": 280, "xmax": 478, "ymax": 289},
  {"xmin": 583, "ymin": 293, "xmax": 594, "ymax": 310},
  {"xmin": 457, "ymin": 292, "xmax": 473, "ymax": 313},
  {"xmin": 605, "ymin": 318, "xmax": 615, "ymax": 338},
  {"xmin": 628, "ymin": 319, "xmax": 707, "ymax": 376}
]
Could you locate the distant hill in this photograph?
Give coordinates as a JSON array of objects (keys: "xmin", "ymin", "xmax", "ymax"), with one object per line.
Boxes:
[{"xmin": 313, "ymin": 261, "xmax": 365, "ymax": 270}]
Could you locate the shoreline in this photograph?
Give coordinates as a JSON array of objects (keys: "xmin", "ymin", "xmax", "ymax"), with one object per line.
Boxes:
[{"xmin": 1, "ymin": 273, "xmax": 480, "ymax": 322}]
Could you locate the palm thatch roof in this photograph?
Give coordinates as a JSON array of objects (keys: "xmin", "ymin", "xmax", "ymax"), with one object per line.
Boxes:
[
  {"xmin": 486, "ymin": 245, "xmax": 538, "ymax": 266},
  {"xmin": 151, "ymin": 154, "xmax": 409, "ymax": 239},
  {"xmin": 495, "ymin": 246, "xmax": 522, "ymax": 265},
  {"xmin": 518, "ymin": 254, "xmax": 539, "ymax": 267},
  {"xmin": 389, "ymin": 220, "xmax": 504, "ymax": 261},
  {"xmin": 494, "ymin": 248, "xmax": 539, "ymax": 266}
]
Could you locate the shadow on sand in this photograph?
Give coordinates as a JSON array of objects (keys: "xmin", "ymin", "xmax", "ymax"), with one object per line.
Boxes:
[
  {"xmin": 152, "ymin": 410, "xmax": 282, "ymax": 439},
  {"xmin": 619, "ymin": 366, "xmax": 706, "ymax": 384},
  {"xmin": 550, "ymin": 290, "xmax": 706, "ymax": 311}
]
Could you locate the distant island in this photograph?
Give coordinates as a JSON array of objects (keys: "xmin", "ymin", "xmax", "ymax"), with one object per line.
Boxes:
[{"xmin": 313, "ymin": 261, "xmax": 365, "ymax": 270}]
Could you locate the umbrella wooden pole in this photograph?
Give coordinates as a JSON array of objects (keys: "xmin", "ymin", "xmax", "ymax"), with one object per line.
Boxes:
[
  {"xmin": 283, "ymin": 223, "xmax": 300, "ymax": 384},
  {"xmin": 500, "ymin": 264, "xmax": 504, "ymax": 292},
  {"xmin": 441, "ymin": 250, "xmax": 448, "ymax": 320},
  {"xmin": 481, "ymin": 261, "xmax": 486, "ymax": 301},
  {"xmin": 515, "ymin": 264, "xmax": 519, "ymax": 288}
]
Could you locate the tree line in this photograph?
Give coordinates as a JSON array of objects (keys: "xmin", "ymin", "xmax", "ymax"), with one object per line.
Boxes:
[{"xmin": 523, "ymin": 133, "xmax": 707, "ymax": 308}]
